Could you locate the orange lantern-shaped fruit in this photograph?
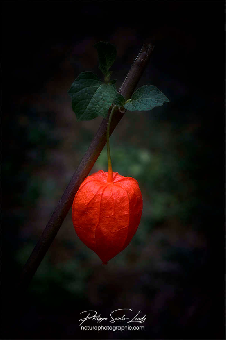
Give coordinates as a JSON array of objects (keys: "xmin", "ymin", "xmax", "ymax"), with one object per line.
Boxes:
[{"xmin": 72, "ymin": 170, "xmax": 143, "ymax": 264}]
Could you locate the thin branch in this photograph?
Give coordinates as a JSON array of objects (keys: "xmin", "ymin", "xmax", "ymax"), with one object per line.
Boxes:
[{"xmin": 18, "ymin": 43, "xmax": 154, "ymax": 289}]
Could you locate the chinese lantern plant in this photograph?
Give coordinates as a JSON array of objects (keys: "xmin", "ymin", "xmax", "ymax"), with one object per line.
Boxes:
[{"xmin": 68, "ymin": 42, "xmax": 169, "ymax": 264}]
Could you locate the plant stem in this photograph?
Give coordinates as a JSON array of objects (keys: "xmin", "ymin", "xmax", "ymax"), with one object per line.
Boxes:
[
  {"xmin": 18, "ymin": 43, "xmax": 154, "ymax": 290},
  {"xmin": 107, "ymin": 105, "xmax": 116, "ymax": 182}
]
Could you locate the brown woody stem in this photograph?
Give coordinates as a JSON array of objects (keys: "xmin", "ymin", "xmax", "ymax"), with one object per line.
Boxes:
[{"xmin": 18, "ymin": 42, "xmax": 154, "ymax": 289}]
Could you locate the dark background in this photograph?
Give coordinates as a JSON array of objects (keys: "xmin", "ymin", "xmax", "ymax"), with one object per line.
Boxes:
[{"xmin": 1, "ymin": 1, "xmax": 225, "ymax": 339}]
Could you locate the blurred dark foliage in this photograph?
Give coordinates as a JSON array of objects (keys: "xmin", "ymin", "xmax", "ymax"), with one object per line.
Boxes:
[{"xmin": 1, "ymin": 1, "xmax": 225, "ymax": 339}]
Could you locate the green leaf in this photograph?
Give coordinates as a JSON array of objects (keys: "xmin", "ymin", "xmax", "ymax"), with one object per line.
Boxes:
[
  {"xmin": 94, "ymin": 41, "xmax": 117, "ymax": 77},
  {"xmin": 68, "ymin": 71, "xmax": 124, "ymax": 120},
  {"xmin": 124, "ymin": 85, "xmax": 170, "ymax": 111}
]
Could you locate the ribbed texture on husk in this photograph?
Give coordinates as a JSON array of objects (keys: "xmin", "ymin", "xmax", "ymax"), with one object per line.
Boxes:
[{"xmin": 72, "ymin": 170, "xmax": 143, "ymax": 264}]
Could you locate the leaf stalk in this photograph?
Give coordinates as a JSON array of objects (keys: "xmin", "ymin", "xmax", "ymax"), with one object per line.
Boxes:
[{"xmin": 107, "ymin": 105, "xmax": 116, "ymax": 182}]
